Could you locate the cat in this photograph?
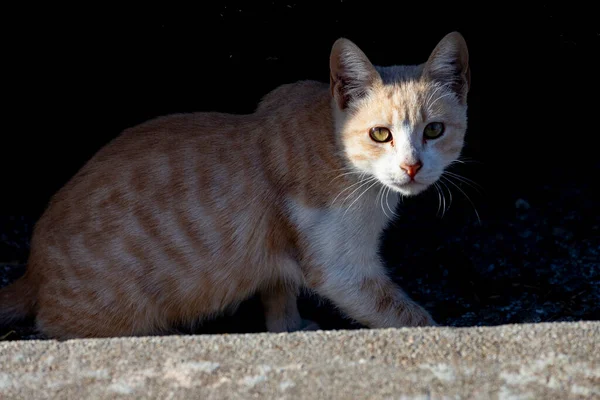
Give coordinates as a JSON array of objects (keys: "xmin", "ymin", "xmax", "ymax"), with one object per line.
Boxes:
[{"xmin": 0, "ymin": 32, "xmax": 470, "ymax": 339}]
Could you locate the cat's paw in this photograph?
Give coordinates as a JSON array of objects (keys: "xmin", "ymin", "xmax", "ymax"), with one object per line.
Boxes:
[
  {"xmin": 299, "ymin": 319, "xmax": 321, "ymax": 331},
  {"xmin": 399, "ymin": 303, "xmax": 437, "ymax": 327}
]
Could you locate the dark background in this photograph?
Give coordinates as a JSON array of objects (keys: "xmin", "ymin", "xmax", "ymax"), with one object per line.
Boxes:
[{"xmin": 1, "ymin": 2, "xmax": 598, "ymax": 337}]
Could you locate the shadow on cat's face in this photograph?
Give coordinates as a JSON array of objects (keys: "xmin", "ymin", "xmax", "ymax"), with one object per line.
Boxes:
[{"xmin": 338, "ymin": 78, "xmax": 468, "ymax": 197}]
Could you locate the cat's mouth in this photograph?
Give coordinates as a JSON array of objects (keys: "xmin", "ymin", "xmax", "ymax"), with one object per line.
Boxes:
[{"xmin": 387, "ymin": 180, "xmax": 429, "ymax": 196}]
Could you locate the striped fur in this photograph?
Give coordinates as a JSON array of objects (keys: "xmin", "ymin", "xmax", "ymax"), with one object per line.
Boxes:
[{"xmin": 0, "ymin": 32, "xmax": 470, "ymax": 338}]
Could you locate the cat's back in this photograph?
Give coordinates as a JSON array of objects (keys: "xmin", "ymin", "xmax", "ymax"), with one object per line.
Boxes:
[
  {"xmin": 33, "ymin": 110, "xmax": 263, "ymax": 240},
  {"xmin": 34, "ymin": 79, "xmax": 332, "ymax": 240},
  {"xmin": 95, "ymin": 110, "xmax": 255, "ymax": 164},
  {"xmin": 61, "ymin": 79, "xmax": 328, "ymax": 191},
  {"xmin": 255, "ymin": 80, "xmax": 330, "ymax": 114}
]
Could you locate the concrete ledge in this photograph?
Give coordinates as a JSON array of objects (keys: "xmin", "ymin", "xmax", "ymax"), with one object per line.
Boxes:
[{"xmin": 1, "ymin": 322, "xmax": 599, "ymax": 399}]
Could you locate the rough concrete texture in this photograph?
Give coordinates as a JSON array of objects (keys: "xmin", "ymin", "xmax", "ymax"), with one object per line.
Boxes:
[{"xmin": 0, "ymin": 322, "xmax": 599, "ymax": 399}]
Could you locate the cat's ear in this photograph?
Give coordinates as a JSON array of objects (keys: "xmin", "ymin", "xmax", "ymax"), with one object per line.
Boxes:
[
  {"xmin": 423, "ymin": 32, "xmax": 470, "ymax": 104},
  {"xmin": 330, "ymin": 38, "xmax": 381, "ymax": 110}
]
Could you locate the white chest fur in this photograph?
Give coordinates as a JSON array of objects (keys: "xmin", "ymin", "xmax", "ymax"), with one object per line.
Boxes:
[{"xmin": 286, "ymin": 184, "xmax": 397, "ymax": 272}]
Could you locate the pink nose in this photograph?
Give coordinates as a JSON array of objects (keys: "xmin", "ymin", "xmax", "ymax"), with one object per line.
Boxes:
[{"xmin": 400, "ymin": 161, "xmax": 423, "ymax": 179}]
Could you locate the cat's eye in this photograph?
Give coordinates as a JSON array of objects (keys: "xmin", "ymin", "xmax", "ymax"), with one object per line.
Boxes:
[
  {"xmin": 369, "ymin": 127, "xmax": 392, "ymax": 143},
  {"xmin": 423, "ymin": 122, "xmax": 445, "ymax": 139}
]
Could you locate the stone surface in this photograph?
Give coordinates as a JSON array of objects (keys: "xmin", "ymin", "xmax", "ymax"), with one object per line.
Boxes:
[{"xmin": 1, "ymin": 322, "xmax": 599, "ymax": 399}]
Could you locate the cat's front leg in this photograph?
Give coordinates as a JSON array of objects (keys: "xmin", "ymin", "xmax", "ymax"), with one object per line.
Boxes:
[
  {"xmin": 260, "ymin": 283, "xmax": 320, "ymax": 332},
  {"xmin": 305, "ymin": 263, "xmax": 436, "ymax": 328}
]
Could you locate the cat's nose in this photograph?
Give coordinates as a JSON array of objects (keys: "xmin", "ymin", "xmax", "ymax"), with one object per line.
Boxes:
[{"xmin": 400, "ymin": 161, "xmax": 423, "ymax": 179}]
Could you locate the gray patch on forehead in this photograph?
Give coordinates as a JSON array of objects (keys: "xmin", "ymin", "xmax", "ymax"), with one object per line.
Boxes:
[
  {"xmin": 401, "ymin": 119, "xmax": 413, "ymax": 130},
  {"xmin": 375, "ymin": 65, "xmax": 424, "ymax": 85}
]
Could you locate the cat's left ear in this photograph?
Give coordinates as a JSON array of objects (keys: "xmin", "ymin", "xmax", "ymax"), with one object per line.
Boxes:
[
  {"xmin": 423, "ymin": 32, "xmax": 470, "ymax": 104},
  {"xmin": 330, "ymin": 38, "xmax": 382, "ymax": 110}
]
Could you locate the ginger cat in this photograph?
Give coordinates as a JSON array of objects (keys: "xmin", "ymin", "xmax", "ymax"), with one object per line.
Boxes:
[{"xmin": 0, "ymin": 32, "xmax": 470, "ymax": 339}]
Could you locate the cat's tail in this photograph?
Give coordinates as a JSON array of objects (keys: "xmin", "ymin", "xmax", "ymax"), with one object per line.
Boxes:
[{"xmin": 0, "ymin": 273, "xmax": 37, "ymax": 325}]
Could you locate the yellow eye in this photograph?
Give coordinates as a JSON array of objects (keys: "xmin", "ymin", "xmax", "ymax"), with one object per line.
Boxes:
[
  {"xmin": 369, "ymin": 127, "xmax": 392, "ymax": 143},
  {"xmin": 423, "ymin": 122, "xmax": 445, "ymax": 139}
]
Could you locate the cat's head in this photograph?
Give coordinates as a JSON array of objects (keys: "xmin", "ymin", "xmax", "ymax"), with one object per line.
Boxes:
[{"xmin": 330, "ymin": 32, "xmax": 470, "ymax": 196}]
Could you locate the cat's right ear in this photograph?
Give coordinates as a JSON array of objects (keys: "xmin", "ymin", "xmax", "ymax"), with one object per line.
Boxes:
[{"xmin": 330, "ymin": 38, "xmax": 381, "ymax": 110}]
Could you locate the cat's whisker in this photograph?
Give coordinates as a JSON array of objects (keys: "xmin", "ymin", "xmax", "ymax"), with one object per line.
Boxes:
[
  {"xmin": 442, "ymin": 171, "xmax": 483, "ymax": 193},
  {"xmin": 443, "ymin": 180, "xmax": 454, "ymax": 210},
  {"xmin": 383, "ymin": 187, "xmax": 391, "ymax": 218},
  {"xmin": 377, "ymin": 186, "xmax": 389, "ymax": 213},
  {"xmin": 433, "ymin": 183, "xmax": 442, "ymax": 217},
  {"xmin": 387, "ymin": 189, "xmax": 397, "ymax": 219},
  {"xmin": 375, "ymin": 185, "xmax": 382, "ymax": 206},
  {"xmin": 328, "ymin": 167, "xmax": 363, "ymax": 176},
  {"xmin": 440, "ymin": 176, "xmax": 482, "ymax": 225},
  {"xmin": 330, "ymin": 167, "xmax": 359, "ymax": 172},
  {"xmin": 339, "ymin": 176, "xmax": 378, "ymax": 206},
  {"xmin": 383, "ymin": 187, "xmax": 391, "ymax": 217},
  {"xmin": 384, "ymin": 187, "xmax": 399, "ymax": 219},
  {"xmin": 428, "ymin": 92, "xmax": 455, "ymax": 111},
  {"xmin": 457, "ymin": 156, "xmax": 481, "ymax": 163},
  {"xmin": 444, "ymin": 170, "xmax": 482, "ymax": 186},
  {"xmin": 329, "ymin": 170, "xmax": 367, "ymax": 184},
  {"xmin": 343, "ymin": 179, "xmax": 380, "ymax": 218},
  {"xmin": 425, "ymin": 83, "xmax": 449, "ymax": 111},
  {"xmin": 425, "ymin": 86, "xmax": 442, "ymax": 111},
  {"xmin": 426, "ymin": 82, "xmax": 454, "ymax": 113},
  {"xmin": 330, "ymin": 175, "xmax": 373, "ymax": 205},
  {"xmin": 439, "ymin": 182, "xmax": 447, "ymax": 218},
  {"xmin": 375, "ymin": 185, "xmax": 385, "ymax": 212},
  {"xmin": 379, "ymin": 186, "xmax": 390, "ymax": 219},
  {"xmin": 438, "ymin": 179, "xmax": 453, "ymax": 212},
  {"xmin": 433, "ymin": 183, "xmax": 441, "ymax": 215},
  {"xmin": 450, "ymin": 158, "xmax": 481, "ymax": 165}
]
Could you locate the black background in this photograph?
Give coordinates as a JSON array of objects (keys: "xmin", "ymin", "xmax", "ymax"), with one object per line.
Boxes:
[
  {"xmin": 1, "ymin": 2, "xmax": 598, "ymax": 335},
  {"xmin": 3, "ymin": 2, "xmax": 597, "ymax": 217}
]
